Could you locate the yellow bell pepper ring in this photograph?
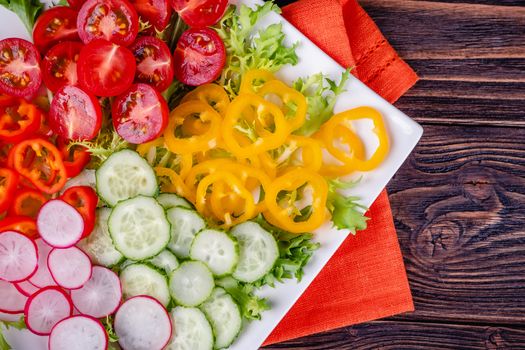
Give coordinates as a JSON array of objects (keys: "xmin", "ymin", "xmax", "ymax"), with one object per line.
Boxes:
[
  {"xmin": 181, "ymin": 83, "xmax": 230, "ymax": 116},
  {"xmin": 136, "ymin": 137, "xmax": 193, "ymax": 179},
  {"xmin": 316, "ymin": 127, "xmax": 367, "ymax": 177},
  {"xmin": 264, "ymin": 167, "xmax": 328, "ymax": 233},
  {"xmin": 195, "ymin": 171, "xmax": 256, "ymax": 227},
  {"xmin": 322, "ymin": 106, "xmax": 389, "ymax": 172},
  {"xmin": 239, "ymin": 69, "xmax": 276, "ymax": 94},
  {"xmin": 258, "ymin": 80, "xmax": 307, "ymax": 131},
  {"xmin": 164, "ymin": 100, "xmax": 222, "ymax": 154},
  {"xmin": 222, "ymin": 93, "xmax": 291, "ymax": 158},
  {"xmin": 154, "ymin": 167, "xmax": 194, "ymax": 202}
]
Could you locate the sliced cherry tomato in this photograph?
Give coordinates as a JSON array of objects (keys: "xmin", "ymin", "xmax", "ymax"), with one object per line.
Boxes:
[
  {"xmin": 8, "ymin": 189, "xmax": 47, "ymax": 218},
  {"xmin": 173, "ymin": 28, "xmax": 225, "ymax": 86},
  {"xmin": 0, "ymin": 98, "xmax": 42, "ymax": 143},
  {"xmin": 0, "ymin": 38, "xmax": 42, "ymax": 99},
  {"xmin": 0, "ymin": 216, "xmax": 38, "ymax": 238},
  {"xmin": 77, "ymin": 39, "xmax": 137, "ymax": 97},
  {"xmin": 112, "ymin": 83, "xmax": 169, "ymax": 144},
  {"xmin": 77, "ymin": 0, "xmax": 139, "ymax": 46},
  {"xmin": 129, "ymin": 36, "xmax": 174, "ymax": 92},
  {"xmin": 61, "ymin": 186, "xmax": 98, "ymax": 238},
  {"xmin": 171, "ymin": 0, "xmax": 227, "ymax": 28},
  {"xmin": 57, "ymin": 139, "xmax": 91, "ymax": 178},
  {"xmin": 32, "ymin": 7, "xmax": 80, "ymax": 53},
  {"xmin": 49, "ymin": 85, "xmax": 102, "ymax": 141},
  {"xmin": 11, "ymin": 138, "xmax": 67, "ymax": 194},
  {"xmin": 0, "ymin": 168, "xmax": 18, "ymax": 213},
  {"xmin": 42, "ymin": 41, "xmax": 82, "ymax": 93},
  {"xmin": 130, "ymin": 0, "xmax": 172, "ymax": 31}
]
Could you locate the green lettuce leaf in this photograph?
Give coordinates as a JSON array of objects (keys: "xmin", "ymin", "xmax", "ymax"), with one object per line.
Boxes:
[
  {"xmin": 215, "ymin": 2, "xmax": 298, "ymax": 96},
  {"xmin": 253, "ymin": 216, "xmax": 320, "ymax": 288},
  {"xmin": 327, "ymin": 179, "xmax": 369, "ymax": 233},
  {"xmin": 0, "ymin": 316, "xmax": 26, "ymax": 350},
  {"xmin": 215, "ymin": 276, "xmax": 269, "ymax": 320},
  {"xmin": 0, "ymin": 0, "xmax": 44, "ymax": 34},
  {"xmin": 293, "ymin": 68, "xmax": 351, "ymax": 136}
]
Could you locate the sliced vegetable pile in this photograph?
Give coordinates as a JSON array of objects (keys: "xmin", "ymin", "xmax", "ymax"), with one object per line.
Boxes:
[{"xmin": 0, "ymin": 0, "xmax": 391, "ymax": 349}]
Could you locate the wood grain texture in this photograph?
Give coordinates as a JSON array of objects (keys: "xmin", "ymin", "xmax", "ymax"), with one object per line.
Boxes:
[
  {"xmin": 264, "ymin": 321, "xmax": 525, "ymax": 349},
  {"xmin": 387, "ymin": 125, "xmax": 525, "ymax": 324}
]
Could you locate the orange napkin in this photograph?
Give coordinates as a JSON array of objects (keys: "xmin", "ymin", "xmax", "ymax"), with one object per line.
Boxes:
[{"xmin": 263, "ymin": 0, "xmax": 418, "ymax": 345}]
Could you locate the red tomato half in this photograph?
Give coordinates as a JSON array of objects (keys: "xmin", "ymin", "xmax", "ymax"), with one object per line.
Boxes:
[
  {"xmin": 0, "ymin": 38, "xmax": 42, "ymax": 99},
  {"xmin": 32, "ymin": 7, "xmax": 80, "ymax": 53},
  {"xmin": 171, "ymin": 0, "xmax": 227, "ymax": 28},
  {"xmin": 129, "ymin": 36, "xmax": 173, "ymax": 92},
  {"xmin": 112, "ymin": 83, "xmax": 168, "ymax": 144},
  {"xmin": 42, "ymin": 41, "xmax": 82, "ymax": 93},
  {"xmin": 173, "ymin": 28, "xmax": 225, "ymax": 86},
  {"xmin": 49, "ymin": 85, "xmax": 102, "ymax": 140},
  {"xmin": 130, "ymin": 0, "xmax": 172, "ymax": 32},
  {"xmin": 77, "ymin": 0, "xmax": 139, "ymax": 46},
  {"xmin": 77, "ymin": 39, "xmax": 136, "ymax": 97}
]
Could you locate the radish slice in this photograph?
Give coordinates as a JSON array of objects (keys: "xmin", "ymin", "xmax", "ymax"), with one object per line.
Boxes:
[
  {"xmin": 29, "ymin": 239, "xmax": 58, "ymax": 288},
  {"xmin": 49, "ymin": 315, "xmax": 108, "ymax": 350},
  {"xmin": 37, "ymin": 200, "xmax": 84, "ymax": 248},
  {"xmin": 0, "ymin": 280, "xmax": 27, "ymax": 314},
  {"xmin": 24, "ymin": 286, "xmax": 73, "ymax": 336},
  {"xmin": 114, "ymin": 296, "xmax": 172, "ymax": 350},
  {"xmin": 0, "ymin": 312, "xmax": 23, "ymax": 322},
  {"xmin": 48, "ymin": 247, "xmax": 92, "ymax": 290},
  {"xmin": 0, "ymin": 231, "xmax": 38, "ymax": 282},
  {"xmin": 1, "ymin": 326, "xmax": 49, "ymax": 350},
  {"xmin": 70, "ymin": 266, "xmax": 121, "ymax": 318},
  {"xmin": 15, "ymin": 280, "xmax": 40, "ymax": 297}
]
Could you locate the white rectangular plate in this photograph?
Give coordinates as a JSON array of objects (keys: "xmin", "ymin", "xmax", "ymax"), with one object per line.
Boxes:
[{"xmin": 0, "ymin": 1, "xmax": 423, "ymax": 349}]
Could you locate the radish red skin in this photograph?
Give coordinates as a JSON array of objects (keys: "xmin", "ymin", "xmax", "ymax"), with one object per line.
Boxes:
[
  {"xmin": 24, "ymin": 286, "xmax": 73, "ymax": 336},
  {"xmin": 49, "ymin": 314, "xmax": 108, "ymax": 350},
  {"xmin": 0, "ymin": 231, "xmax": 38, "ymax": 282},
  {"xmin": 37, "ymin": 199, "xmax": 85, "ymax": 248},
  {"xmin": 14, "ymin": 280, "xmax": 39, "ymax": 297},
  {"xmin": 0, "ymin": 280, "xmax": 28, "ymax": 314},
  {"xmin": 29, "ymin": 239, "xmax": 58, "ymax": 288},
  {"xmin": 114, "ymin": 295, "xmax": 172, "ymax": 350},
  {"xmin": 47, "ymin": 247, "xmax": 93, "ymax": 290},
  {"xmin": 70, "ymin": 266, "xmax": 122, "ymax": 318}
]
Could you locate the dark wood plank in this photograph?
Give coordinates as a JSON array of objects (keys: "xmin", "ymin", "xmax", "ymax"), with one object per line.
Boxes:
[
  {"xmin": 359, "ymin": 0, "xmax": 525, "ymax": 60},
  {"xmin": 386, "ymin": 124, "xmax": 525, "ymax": 324},
  {"xmin": 263, "ymin": 320, "xmax": 525, "ymax": 349}
]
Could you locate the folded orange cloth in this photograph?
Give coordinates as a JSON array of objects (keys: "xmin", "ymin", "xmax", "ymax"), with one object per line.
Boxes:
[{"xmin": 263, "ymin": 0, "xmax": 418, "ymax": 345}]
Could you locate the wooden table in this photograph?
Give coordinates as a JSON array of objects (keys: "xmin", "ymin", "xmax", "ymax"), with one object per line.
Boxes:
[{"xmin": 266, "ymin": 0, "xmax": 525, "ymax": 348}]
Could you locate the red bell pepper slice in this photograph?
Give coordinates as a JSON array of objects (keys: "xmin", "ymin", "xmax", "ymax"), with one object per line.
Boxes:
[
  {"xmin": 0, "ymin": 216, "xmax": 38, "ymax": 238},
  {"xmin": 61, "ymin": 186, "xmax": 98, "ymax": 238},
  {"xmin": 8, "ymin": 188, "xmax": 47, "ymax": 218},
  {"xmin": 11, "ymin": 138, "xmax": 67, "ymax": 194},
  {"xmin": 0, "ymin": 167, "xmax": 19, "ymax": 213},
  {"xmin": 57, "ymin": 139, "xmax": 91, "ymax": 178},
  {"xmin": 0, "ymin": 98, "xmax": 42, "ymax": 143}
]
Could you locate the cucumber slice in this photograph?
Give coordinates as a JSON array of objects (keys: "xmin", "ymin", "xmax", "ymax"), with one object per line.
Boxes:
[
  {"xmin": 166, "ymin": 208, "xmax": 206, "ymax": 259},
  {"xmin": 120, "ymin": 263, "xmax": 171, "ymax": 307},
  {"xmin": 109, "ymin": 196, "xmax": 171, "ymax": 260},
  {"xmin": 165, "ymin": 307, "xmax": 213, "ymax": 350},
  {"xmin": 169, "ymin": 261, "xmax": 214, "ymax": 307},
  {"xmin": 190, "ymin": 230, "xmax": 238, "ymax": 277},
  {"xmin": 78, "ymin": 208, "xmax": 123, "ymax": 267},
  {"xmin": 96, "ymin": 150, "xmax": 158, "ymax": 206},
  {"xmin": 200, "ymin": 288, "xmax": 242, "ymax": 349},
  {"xmin": 230, "ymin": 222, "xmax": 279, "ymax": 283},
  {"xmin": 157, "ymin": 194, "xmax": 192, "ymax": 210},
  {"xmin": 148, "ymin": 250, "xmax": 179, "ymax": 275}
]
